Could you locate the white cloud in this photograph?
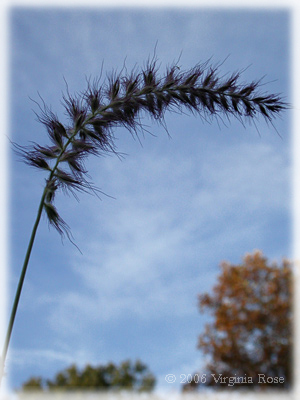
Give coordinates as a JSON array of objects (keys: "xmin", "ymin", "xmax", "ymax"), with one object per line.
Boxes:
[
  {"xmin": 8, "ymin": 346, "xmax": 102, "ymax": 378},
  {"xmin": 41, "ymin": 138, "xmax": 289, "ymax": 337},
  {"xmin": 10, "ymin": 348, "xmax": 77, "ymax": 368}
]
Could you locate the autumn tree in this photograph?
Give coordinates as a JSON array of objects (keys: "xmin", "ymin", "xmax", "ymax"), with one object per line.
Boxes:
[
  {"xmin": 21, "ymin": 359, "xmax": 155, "ymax": 392},
  {"xmin": 183, "ymin": 251, "xmax": 293, "ymax": 391}
]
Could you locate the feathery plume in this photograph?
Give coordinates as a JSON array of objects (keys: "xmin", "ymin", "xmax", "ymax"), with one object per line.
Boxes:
[{"xmin": 17, "ymin": 59, "xmax": 287, "ymax": 235}]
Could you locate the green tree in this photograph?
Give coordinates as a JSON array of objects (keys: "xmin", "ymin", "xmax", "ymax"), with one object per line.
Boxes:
[
  {"xmin": 1, "ymin": 57, "xmax": 288, "ymax": 383},
  {"xmin": 21, "ymin": 377, "xmax": 43, "ymax": 391},
  {"xmin": 22, "ymin": 359, "xmax": 155, "ymax": 392},
  {"xmin": 183, "ymin": 251, "xmax": 293, "ymax": 391}
]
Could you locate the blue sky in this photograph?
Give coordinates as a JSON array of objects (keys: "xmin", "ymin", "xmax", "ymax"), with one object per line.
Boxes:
[{"xmin": 6, "ymin": 6, "xmax": 291, "ymax": 393}]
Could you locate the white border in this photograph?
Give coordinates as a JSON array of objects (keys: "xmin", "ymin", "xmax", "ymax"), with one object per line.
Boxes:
[
  {"xmin": 0, "ymin": 0, "xmax": 298, "ymax": 398},
  {"xmin": 0, "ymin": 1, "xmax": 8, "ymax": 396}
]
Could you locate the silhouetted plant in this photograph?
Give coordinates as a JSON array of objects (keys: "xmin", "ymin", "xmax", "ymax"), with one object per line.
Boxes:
[{"xmin": 0, "ymin": 57, "xmax": 288, "ymax": 384}]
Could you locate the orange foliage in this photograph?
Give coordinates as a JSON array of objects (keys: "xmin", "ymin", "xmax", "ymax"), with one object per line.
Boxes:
[{"xmin": 195, "ymin": 251, "xmax": 292, "ymax": 390}]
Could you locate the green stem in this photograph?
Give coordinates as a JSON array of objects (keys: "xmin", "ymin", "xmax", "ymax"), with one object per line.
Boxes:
[
  {"xmin": 0, "ymin": 126, "xmax": 82, "ymax": 386},
  {"xmin": 0, "ymin": 190, "xmax": 47, "ymax": 386},
  {"xmin": 0, "ymin": 108, "xmax": 117, "ymax": 386}
]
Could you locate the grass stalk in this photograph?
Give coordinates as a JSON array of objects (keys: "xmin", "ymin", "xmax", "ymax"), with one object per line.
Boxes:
[
  {"xmin": 0, "ymin": 126, "xmax": 83, "ymax": 384},
  {"xmin": 0, "ymin": 190, "xmax": 46, "ymax": 385}
]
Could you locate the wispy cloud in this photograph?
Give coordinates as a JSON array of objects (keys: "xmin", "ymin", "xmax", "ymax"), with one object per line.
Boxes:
[
  {"xmin": 38, "ymin": 138, "xmax": 289, "ymax": 338},
  {"xmin": 10, "ymin": 348, "xmax": 79, "ymax": 368}
]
